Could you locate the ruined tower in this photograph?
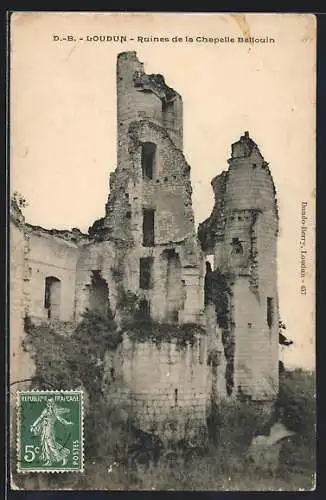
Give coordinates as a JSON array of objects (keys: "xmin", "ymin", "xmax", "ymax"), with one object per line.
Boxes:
[
  {"xmin": 97, "ymin": 51, "xmax": 203, "ymax": 324},
  {"xmin": 10, "ymin": 54, "xmax": 282, "ymax": 446},
  {"xmin": 199, "ymin": 132, "xmax": 279, "ymax": 400}
]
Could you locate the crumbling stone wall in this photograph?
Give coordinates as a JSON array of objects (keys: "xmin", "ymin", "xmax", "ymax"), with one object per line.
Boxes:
[
  {"xmin": 25, "ymin": 226, "xmax": 82, "ymax": 322},
  {"xmin": 119, "ymin": 51, "xmax": 183, "ymax": 151},
  {"xmin": 10, "ymin": 205, "xmax": 90, "ymax": 395},
  {"xmin": 10, "ymin": 52, "xmax": 281, "ymax": 446},
  {"xmin": 199, "ymin": 132, "xmax": 279, "ymax": 401},
  {"xmin": 104, "ymin": 333, "xmax": 209, "ymax": 442},
  {"xmin": 93, "ymin": 51, "xmax": 203, "ymax": 325},
  {"xmin": 10, "ymin": 210, "xmax": 35, "ymax": 389},
  {"xmin": 74, "ymin": 241, "xmax": 118, "ymax": 321}
]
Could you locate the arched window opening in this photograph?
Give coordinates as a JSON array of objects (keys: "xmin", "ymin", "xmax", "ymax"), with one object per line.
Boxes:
[
  {"xmin": 44, "ymin": 276, "xmax": 61, "ymax": 320},
  {"xmin": 141, "ymin": 142, "xmax": 156, "ymax": 180}
]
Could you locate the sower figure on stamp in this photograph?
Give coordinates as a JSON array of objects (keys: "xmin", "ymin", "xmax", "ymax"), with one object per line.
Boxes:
[{"xmin": 30, "ymin": 398, "xmax": 73, "ymax": 466}]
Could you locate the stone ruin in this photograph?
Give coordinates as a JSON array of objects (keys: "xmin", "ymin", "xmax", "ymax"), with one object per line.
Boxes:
[{"xmin": 10, "ymin": 51, "xmax": 280, "ymax": 442}]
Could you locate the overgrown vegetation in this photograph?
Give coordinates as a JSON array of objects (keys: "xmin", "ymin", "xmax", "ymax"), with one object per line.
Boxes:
[
  {"xmin": 115, "ymin": 288, "xmax": 206, "ymax": 347},
  {"xmin": 125, "ymin": 318, "xmax": 206, "ymax": 348},
  {"xmin": 22, "ymin": 308, "xmax": 123, "ymax": 465},
  {"xmin": 276, "ymin": 368, "xmax": 316, "ymax": 475},
  {"xmin": 17, "ymin": 308, "xmax": 315, "ymax": 491},
  {"xmin": 23, "ymin": 310, "xmax": 121, "ymax": 396},
  {"xmin": 17, "ymin": 292, "xmax": 315, "ymax": 491},
  {"xmin": 204, "ymin": 264, "xmax": 236, "ymax": 396},
  {"xmin": 13, "ymin": 369, "xmax": 315, "ymax": 491},
  {"xmin": 22, "ymin": 309, "xmax": 123, "ymax": 464},
  {"xmin": 204, "ymin": 265, "xmax": 233, "ymax": 329}
]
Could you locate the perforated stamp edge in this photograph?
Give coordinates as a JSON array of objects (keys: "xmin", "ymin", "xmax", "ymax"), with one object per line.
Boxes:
[{"xmin": 16, "ymin": 389, "xmax": 84, "ymax": 473}]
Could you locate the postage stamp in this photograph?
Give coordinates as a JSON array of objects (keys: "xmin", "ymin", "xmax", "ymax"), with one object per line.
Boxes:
[{"xmin": 16, "ymin": 390, "xmax": 84, "ymax": 473}]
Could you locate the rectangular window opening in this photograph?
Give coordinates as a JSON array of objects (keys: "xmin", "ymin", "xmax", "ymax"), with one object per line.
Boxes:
[
  {"xmin": 143, "ymin": 208, "xmax": 155, "ymax": 247},
  {"xmin": 44, "ymin": 281, "xmax": 51, "ymax": 310},
  {"xmin": 267, "ymin": 297, "xmax": 274, "ymax": 328},
  {"xmin": 140, "ymin": 257, "xmax": 154, "ymax": 290}
]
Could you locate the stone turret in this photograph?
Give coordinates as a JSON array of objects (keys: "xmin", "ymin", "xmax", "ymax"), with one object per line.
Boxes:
[
  {"xmin": 98, "ymin": 51, "xmax": 203, "ymax": 324},
  {"xmin": 199, "ymin": 132, "xmax": 279, "ymax": 401}
]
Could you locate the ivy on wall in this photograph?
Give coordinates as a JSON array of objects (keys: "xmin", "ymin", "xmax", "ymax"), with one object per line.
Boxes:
[
  {"xmin": 204, "ymin": 265, "xmax": 236, "ymax": 396},
  {"xmin": 23, "ymin": 310, "xmax": 121, "ymax": 399},
  {"xmin": 126, "ymin": 318, "xmax": 206, "ymax": 349},
  {"xmin": 109, "ymin": 244, "xmax": 206, "ymax": 348},
  {"xmin": 204, "ymin": 267, "xmax": 233, "ymax": 329}
]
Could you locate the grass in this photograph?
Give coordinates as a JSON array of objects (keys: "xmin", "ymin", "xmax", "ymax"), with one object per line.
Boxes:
[
  {"xmin": 12, "ymin": 449, "xmax": 314, "ymax": 491},
  {"xmin": 16, "ymin": 314, "xmax": 315, "ymax": 491},
  {"xmin": 12, "ymin": 377, "xmax": 316, "ymax": 491}
]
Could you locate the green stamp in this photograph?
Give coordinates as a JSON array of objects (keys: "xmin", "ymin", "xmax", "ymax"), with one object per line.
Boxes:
[{"xmin": 17, "ymin": 390, "xmax": 84, "ymax": 473}]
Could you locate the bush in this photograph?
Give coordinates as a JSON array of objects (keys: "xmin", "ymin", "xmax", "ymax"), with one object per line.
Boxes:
[
  {"xmin": 71, "ymin": 309, "xmax": 122, "ymax": 398},
  {"xmin": 23, "ymin": 316, "xmax": 81, "ymax": 390},
  {"xmin": 277, "ymin": 368, "xmax": 316, "ymax": 475},
  {"xmin": 21, "ymin": 314, "xmax": 316, "ymax": 490},
  {"xmin": 23, "ymin": 310, "xmax": 121, "ymax": 396},
  {"xmin": 207, "ymin": 399, "xmax": 273, "ymax": 455},
  {"xmin": 124, "ymin": 317, "xmax": 206, "ymax": 348},
  {"xmin": 277, "ymin": 368, "xmax": 315, "ymax": 435}
]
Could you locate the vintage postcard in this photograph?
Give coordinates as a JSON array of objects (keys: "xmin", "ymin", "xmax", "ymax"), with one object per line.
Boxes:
[{"xmin": 9, "ymin": 12, "xmax": 316, "ymax": 491}]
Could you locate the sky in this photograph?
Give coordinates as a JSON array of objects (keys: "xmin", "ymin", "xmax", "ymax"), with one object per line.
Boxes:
[{"xmin": 10, "ymin": 12, "xmax": 316, "ymax": 370}]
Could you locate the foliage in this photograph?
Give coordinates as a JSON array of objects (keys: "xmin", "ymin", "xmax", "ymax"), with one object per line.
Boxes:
[
  {"xmin": 204, "ymin": 267, "xmax": 232, "ymax": 329},
  {"xmin": 115, "ymin": 286, "xmax": 206, "ymax": 348},
  {"xmin": 116, "ymin": 289, "xmax": 140, "ymax": 322},
  {"xmin": 15, "ymin": 340, "xmax": 316, "ymax": 491},
  {"xmin": 124, "ymin": 317, "xmax": 206, "ymax": 349},
  {"xmin": 20, "ymin": 300, "xmax": 315, "ymax": 490},
  {"xmin": 23, "ymin": 310, "xmax": 121, "ymax": 396},
  {"xmin": 83, "ymin": 395, "xmax": 132, "ymax": 460},
  {"xmin": 276, "ymin": 368, "xmax": 316, "ymax": 475},
  {"xmin": 15, "ymin": 399, "xmax": 315, "ymax": 491},
  {"xmin": 207, "ymin": 399, "xmax": 272, "ymax": 455},
  {"xmin": 71, "ymin": 309, "xmax": 122, "ymax": 398},
  {"xmin": 277, "ymin": 368, "xmax": 315, "ymax": 435},
  {"xmin": 22, "ymin": 315, "xmax": 81, "ymax": 391}
]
